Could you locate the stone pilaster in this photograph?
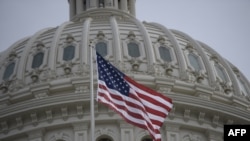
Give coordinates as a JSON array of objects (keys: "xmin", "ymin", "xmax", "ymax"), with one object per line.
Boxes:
[
  {"xmin": 120, "ymin": 121, "xmax": 134, "ymax": 141},
  {"xmin": 165, "ymin": 124, "xmax": 180, "ymax": 141},
  {"xmin": 206, "ymin": 130, "xmax": 223, "ymax": 141},
  {"xmin": 27, "ymin": 129, "xmax": 44, "ymax": 141},
  {"xmin": 73, "ymin": 122, "xmax": 89, "ymax": 141}
]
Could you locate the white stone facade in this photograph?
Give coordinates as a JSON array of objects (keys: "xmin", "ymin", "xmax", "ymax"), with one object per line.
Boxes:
[{"xmin": 0, "ymin": 0, "xmax": 250, "ymax": 141}]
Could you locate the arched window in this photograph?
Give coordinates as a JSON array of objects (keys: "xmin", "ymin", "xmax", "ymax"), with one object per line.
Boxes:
[
  {"xmin": 97, "ymin": 136, "xmax": 113, "ymax": 141},
  {"xmin": 96, "ymin": 42, "xmax": 108, "ymax": 57},
  {"xmin": 188, "ymin": 53, "xmax": 202, "ymax": 71},
  {"xmin": 239, "ymin": 79, "xmax": 249, "ymax": 96},
  {"xmin": 128, "ymin": 42, "xmax": 140, "ymax": 57},
  {"xmin": 63, "ymin": 45, "xmax": 75, "ymax": 61},
  {"xmin": 141, "ymin": 136, "xmax": 153, "ymax": 141},
  {"xmin": 98, "ymin": 138, "xmax": 112, "ymax": 141},
  {"xmin": 32, "ymin": 52, "xmax": 44, "ymax": 68},
  {"xmin": 159, "ymin": 46, "xmax": 172, "ymax": 62},
  {"xmin": 3, "ymin": 62, "xmax": 15, "ymax": 80},
  {"xmin": 215, "ymin": 64, "xmax": 227, "ymax": 82}
]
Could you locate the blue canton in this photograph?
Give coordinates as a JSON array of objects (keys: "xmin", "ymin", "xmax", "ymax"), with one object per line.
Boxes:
[{"xmin": 97, "ymin": 53, "xmax": 130, "ymax": 96}]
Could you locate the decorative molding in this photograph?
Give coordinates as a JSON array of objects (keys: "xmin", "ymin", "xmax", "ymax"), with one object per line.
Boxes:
[
  {"xmin": 16, "ymin": 116, "xmax": 23, "ymax": 130},
  {"xmin": 31, "ymin": 112, "xmax": 38, "ymax": 126},
  {"xmin": 198, "ymin": 112, "xmax": 205, "ymax": 124},
  {"xmin": 46, "ymin": 110, "xmax": 53, "ymax": 123},
  {"xmin": 184, "ymin": 109, "xmax": 191, "ymax": 122},
  {"xmin": 61, "ymin": 106, "xmax": 68, "ymax": 120}
]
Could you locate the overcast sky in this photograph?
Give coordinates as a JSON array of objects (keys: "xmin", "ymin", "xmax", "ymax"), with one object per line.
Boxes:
[{"xmin": 0, "ymin": 0, "xmax": 250, "ymax": 81}]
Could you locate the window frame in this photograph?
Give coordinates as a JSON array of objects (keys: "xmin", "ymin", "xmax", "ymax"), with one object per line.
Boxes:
[
  {"xmin": 31, "ymin": 52, "xmax": 45, "ymax": 69},
  {"xmin": 187, "ymin": 53, "xmax": 202, "ymax": 71},
  {"xmin": 2, "ymin": 61, "xmax": 16, "ymax": 81},
  {"xmin": 127, "ymin": 42, "xmax": 141, "ymax": 58},
  {"xmin": 159, "ymin": 46, "xmax": 172, "ymax": 62},
  {"xmin": 96, "ymin": 41, "xmax": 108, "ymax": 57},
  {"xmin": 214, "ymin": 63, "xmax": 228, "ymax": 82},
  {"xmin": 63, "ymin": 45, "xmax": 76, "ymax": 61}
]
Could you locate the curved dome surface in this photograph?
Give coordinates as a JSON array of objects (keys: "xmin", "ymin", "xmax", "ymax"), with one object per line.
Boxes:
[{"xmin": 0, "ymin": 1, "xmax": 250, "ymax": 141}]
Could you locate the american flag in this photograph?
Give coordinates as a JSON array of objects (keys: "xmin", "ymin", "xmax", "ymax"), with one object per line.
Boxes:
[{"xmin": 96, "ymin": 52, "xmax": 173, "ymax": 141}]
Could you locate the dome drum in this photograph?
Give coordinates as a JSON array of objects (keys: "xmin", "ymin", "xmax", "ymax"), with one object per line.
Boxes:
[{"xmin": 0, "ymin": 1, "xmax": 250, "ymax": 141}]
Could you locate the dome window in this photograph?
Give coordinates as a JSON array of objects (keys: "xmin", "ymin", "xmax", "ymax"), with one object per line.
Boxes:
[
  {"xmin": 188, "ymin": 53, "xmax": 202, "ymax": 71},
  {"xmin": 159, "ymin": 46, "xmax": 172, "ymax": 62},
  {"xmin": 32, "ymin": 52, "xmax": 44, "ymax": 68},
  {"xmin": 63, "ymin": 45, "xmax": 75, "ymax": 61},
  {"xmin": 215, "ymin": 64, "xmax": 227, "ymax": 82},
  {"xmin": 3, "ymin": 62, "xmax": 15, "ymax": 81},
  {"xmin": 96, "ymin": 42, "xmax": 108, "ymax": 57},
  {"xmin": 239, "ymin": 79, "xmax": 249, "ymax": 96},
  {"xmin": 128, "ymin": 42, "xmax": 140, "ymax": 58}
]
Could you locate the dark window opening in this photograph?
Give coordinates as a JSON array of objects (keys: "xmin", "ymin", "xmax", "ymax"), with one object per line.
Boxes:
[
  {"xmin": 63, "ymin": 45, "xmax": 75, "ymax": 61},
  {"xmin": 128, "ymin": 42, "xmax": 140, "ymax": 57},
  {"xmin": 159, "ymin": 46, "xmax": 172, "ymax": 62},
  {"xmin": 32, "ymin": 52, "xmax": 44, "ymax": 68},
  {"xmin": 96, "ymin": 42, "xmax": 108, "ymax": 57},
  {"xmin": 3, "ymin": 62, "xmax": 15, "ymax": 80}
]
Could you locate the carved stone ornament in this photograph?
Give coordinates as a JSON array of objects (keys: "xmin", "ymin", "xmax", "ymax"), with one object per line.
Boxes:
[
  {"xmin": 8, "ymin": 51, "xmax": 17, "ymax": 61},
  {"xmin": 157, "ymin": 35, "xmax": 166, "ymax": 44},
  {"xmin": 62, "ymin": 61, "xmax": 73, "ymax": 74},
  {"xmin": 210, "ymin": 54, "xmax": 219, "ymax": 63},
  {"xmin": 232, "ymin": 67, "xmax": 240, "ymax": 77},
  {"xmin": 0, "ymin": 81, "xmax": 11, "ymax": 93},
  {"xmin": 97, "ymin": 31, "xmax": 105, "ymax": 39},
  {"xmin": 185, "ymin": 43, "xmax": 194, "ymax": 51},
  {"xmin": 30, "ymin": 69, "xmax": 41, "ymax": 82},
  {"xmin": 182, "ymin": 133, "xmax": 202, "ymax": 141},
  {"xmin": 128, "ymin": 31, "xmax": 136, "ymax": 40},
  {"xmin": 36, "ymin": 41, "xmax": 45, "ymax": 50},
  {"xmin": 129, "ymin": 57, "xmax": 141, "ymax": 71},
  {"xmin": 220, "ymin": 82, "xmax": 232, "ymax": 94},
  {"xmin": 193, "ymin": 70, "xmax": 205, "ymax": 83},
  {"xmin": 163, "ymin": 62, "xmax": 174, "ymax": 76},
  {"xmin": 66, "ymin": 34, "xmax": 75, "ymax": 43}
]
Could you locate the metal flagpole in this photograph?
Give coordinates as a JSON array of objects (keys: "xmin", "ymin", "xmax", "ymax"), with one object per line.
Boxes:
[{"xmin": 89, "ymin": 41, "xmax": 95, "ymax": 141}]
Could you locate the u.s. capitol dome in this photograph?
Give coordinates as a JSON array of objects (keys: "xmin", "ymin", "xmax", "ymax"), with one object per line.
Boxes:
[{"xmin": 0, "ymin": 1, "xmax": 249, "ymax": 141}]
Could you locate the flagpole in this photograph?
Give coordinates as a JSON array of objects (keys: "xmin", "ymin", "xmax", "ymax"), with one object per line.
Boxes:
[{"xmin": 89, "ymin": 41, "xmax": 95, "ymax": 141}]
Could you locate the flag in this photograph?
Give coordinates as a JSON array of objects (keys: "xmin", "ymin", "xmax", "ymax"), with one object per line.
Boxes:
[{"xmin": 96, "ymin": 52, "xmax": 173, "ymax": 141}]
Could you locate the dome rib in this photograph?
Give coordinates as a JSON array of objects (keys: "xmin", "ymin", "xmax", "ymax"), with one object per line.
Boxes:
[
  {"xmin": 110, "ymin": 16, "xmax": 122, "ymax": 64},
  {"xmin": 198, "ymin": 41, "xmax": 242, "ymax": 95},
  {"xmin": 171, "ymin": 29, "xmax": 217, "ymax": 86},
  {"xmin": 133, "ymin": 19, "xmax": 155, "ymax": 66},
  {"xmin": 18, "ymin": 27, "xmax": 53, "ymax": 80},
  {"xmin": 149, "ymin": 22, "xmax": 187, "ymax": 80},
  {"xmin": 81, "ymin": 17, "xmax": 92, "ymax": 65},
  {"xmin": 48, "ymin": 21, "xmax": 73, "ymax": 70}
]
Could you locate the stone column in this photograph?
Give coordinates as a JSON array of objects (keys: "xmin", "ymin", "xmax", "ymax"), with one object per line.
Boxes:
[
  {"xmin": 113, "ymin": 0, "xmax": 118, "ymax": 9},
  {"xmin": 76, "ymin": 0, "xmax": 84, "ymax": 14},
  {"xmin": 129, "ymin": 0, "xmax": 136, "ymax": 16},
  {"xmin": 73, "ymin": 122, "xmax": 89, "ymax": 141},
  {"xmin": 121, "ymin": 0, "xmax": 128, "ymax": 12},
  {"xmin": 120, "ymin": 121, "xmax": 134, "ymax": 141},
  {"xmin": 70, "ymin": 0, "xmax": 76, "ymax": 19},
  {"xmin": 27, "ymin": 129, "xmax": 44, "ymax": 141},
  {"xmin": 89, "ymin": 0, "xmax": 97, "ymax": 9},
  {"xmin": 165, "ymin": 124, "xmax": 180, "ymax": 141}
]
